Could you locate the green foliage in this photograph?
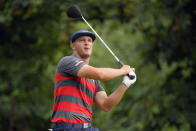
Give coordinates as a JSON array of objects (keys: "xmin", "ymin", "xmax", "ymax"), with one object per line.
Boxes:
[{"xmin": 0, "ymin": 0, "xmax": 195, "ymax": 130}]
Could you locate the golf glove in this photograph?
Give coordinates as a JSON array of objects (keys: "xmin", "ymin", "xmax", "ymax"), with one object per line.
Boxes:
[{"xmin": 123, "ymin": 71, "xmax": 137, "ymax": 88}]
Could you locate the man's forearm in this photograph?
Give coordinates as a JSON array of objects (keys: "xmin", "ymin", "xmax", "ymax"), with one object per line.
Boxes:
[
  {"xmin": 96, "ymin": 68, "xmax": 125, "ymax": 81},
  {"xmin": 77, "ymin": 65, "xmax": 132, "ymax": 81},
  {"xmin": 102, "ymin": 83, "xmax": 128, "ymax": 111}
]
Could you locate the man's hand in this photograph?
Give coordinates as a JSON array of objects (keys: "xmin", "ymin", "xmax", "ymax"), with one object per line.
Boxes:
[
  {"xmin": 120, "ymin": 65, "xmax": 135, "ymax": 75},
  {"xmin": 122, "ymin": 71, "xmax": 137, "ymax": 88}
]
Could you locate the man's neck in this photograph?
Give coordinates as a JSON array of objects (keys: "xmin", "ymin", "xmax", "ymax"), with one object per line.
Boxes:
[{"xmin": 73, "ymin": 53, "xmax": 90, "ymax": 64}]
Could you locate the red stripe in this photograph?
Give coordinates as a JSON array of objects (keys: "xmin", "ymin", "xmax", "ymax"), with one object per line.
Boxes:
[
  {"xmin": 55, "ymin": 73, "xmax": 76, "ymax": 82},
  {"xmin": 53, "ymin": 102, "xmax": 92, "ymax": 118},
  {"xmin": 56, "ymin": 73, "xmax": 98, "ymax": 95},
  {"xmin": 54, "ymin": 86, "xmax": 93, "ymax": 106},
  {"xmin": 51, "ymin": 117, "xmax": 90, "ymax": 123},
  {"xmin": 77, "ymin": 78, "xmax": 98, "ymax": 94}
]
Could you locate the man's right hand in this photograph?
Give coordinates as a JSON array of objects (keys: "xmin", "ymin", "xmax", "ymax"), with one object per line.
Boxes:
[{"xmin": 120, "ymin": 65, "xmax": 135, "ymax": 75}]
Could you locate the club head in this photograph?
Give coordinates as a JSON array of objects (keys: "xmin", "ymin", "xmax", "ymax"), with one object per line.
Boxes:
[{"xmin": 67, "ymin": 5, "xmax": 83, "ymax": 19}]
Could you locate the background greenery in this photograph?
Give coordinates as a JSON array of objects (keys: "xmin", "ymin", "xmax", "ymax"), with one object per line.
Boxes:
[{"xmin": 0, "ymin": 0, "xmax": 195, "ymax": 131}]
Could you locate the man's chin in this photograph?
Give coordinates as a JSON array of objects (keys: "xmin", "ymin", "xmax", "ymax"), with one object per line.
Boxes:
[{"xmin": 80, "ymin": 53, "xmax": 90, "ymax": 59}]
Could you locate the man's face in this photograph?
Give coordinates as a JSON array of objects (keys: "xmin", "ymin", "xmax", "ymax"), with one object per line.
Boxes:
[{"xmin": 71, "ymin": 36, "xmax": 93, "ymax": 59}]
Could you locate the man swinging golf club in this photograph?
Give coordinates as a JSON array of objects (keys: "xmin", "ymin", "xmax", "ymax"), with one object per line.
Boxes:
[{"xmin": 50, "ymin": 30, "xmax": 136, "ymax": 131}]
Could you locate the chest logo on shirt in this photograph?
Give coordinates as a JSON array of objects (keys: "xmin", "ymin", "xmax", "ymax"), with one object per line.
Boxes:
[{"xmin": 86, "ymin": 78, "xmax": 95, "ymax": 84}]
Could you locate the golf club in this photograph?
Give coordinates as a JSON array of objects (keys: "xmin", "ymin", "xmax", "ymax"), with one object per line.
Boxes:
[{"xmin": 67, "ymin": 4, "xmax": 135, "ymax": 80}]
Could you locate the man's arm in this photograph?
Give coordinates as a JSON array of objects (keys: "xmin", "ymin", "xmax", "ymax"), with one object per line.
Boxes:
[
  {"xmin": 95, "ymin": 83, "xmax": 128, "ymax": 112},
  {"xmin": 77, "ymin": 65, "xmax": 133, "ymax": 81},
  {"xmin": 95, "ymin": 71, "xmax": 137, "ymax": 112}
]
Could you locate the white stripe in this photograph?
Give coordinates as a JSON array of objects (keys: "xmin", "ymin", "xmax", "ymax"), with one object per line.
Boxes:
[{"xmin": 75, "ymin": 61, "xmax": 83, "ymax": 66}]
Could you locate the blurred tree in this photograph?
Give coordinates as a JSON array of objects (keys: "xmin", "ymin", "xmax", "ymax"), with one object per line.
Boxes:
[{"xmin": 0, "ymin": 0, "xmax": 72, "ymax": 130}]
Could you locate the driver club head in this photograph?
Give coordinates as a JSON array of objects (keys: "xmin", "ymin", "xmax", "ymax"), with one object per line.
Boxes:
[{"xmin": 67, "ymin": 4, "xmax": 83, "ymax": 19}]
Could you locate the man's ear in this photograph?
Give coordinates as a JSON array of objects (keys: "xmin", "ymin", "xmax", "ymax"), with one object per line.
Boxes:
[{"xmin": 70, "ymin": 43, "xmax": 75, "ymax": 50}]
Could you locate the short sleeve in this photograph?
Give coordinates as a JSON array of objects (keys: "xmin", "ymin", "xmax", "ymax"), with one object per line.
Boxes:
[
  {"xmin": 56, "ymin": 55, "xmax": 85, "ymax": 76},
  {"xmin": 96, "ymin": 80, "xmax": 105, "ymax": 92}
]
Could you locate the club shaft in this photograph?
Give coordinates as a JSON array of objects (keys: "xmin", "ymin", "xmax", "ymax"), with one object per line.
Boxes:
[
  {"xmin": 81, "ymin": 16, "xmax": 135, "ymax": 80},
  {"xmin": 82, "ymin": 16, "xmax": 121, "ymax": 63}
]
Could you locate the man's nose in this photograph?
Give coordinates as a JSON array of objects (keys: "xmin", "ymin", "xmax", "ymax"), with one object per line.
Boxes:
[{"xmin": 84, "ymin": 41, "xmax": 89, "ymax": 45}]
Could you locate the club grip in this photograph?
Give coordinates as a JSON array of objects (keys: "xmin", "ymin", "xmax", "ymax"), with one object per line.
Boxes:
[{"xmin": 118, "ymin": 61, "xmax": 135, "ymax": 80}]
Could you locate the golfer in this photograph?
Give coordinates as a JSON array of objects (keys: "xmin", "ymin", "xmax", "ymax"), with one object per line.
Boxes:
[{"xmin": 51, "ymin": 30, "xmax": 136, "ymax": 131}]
